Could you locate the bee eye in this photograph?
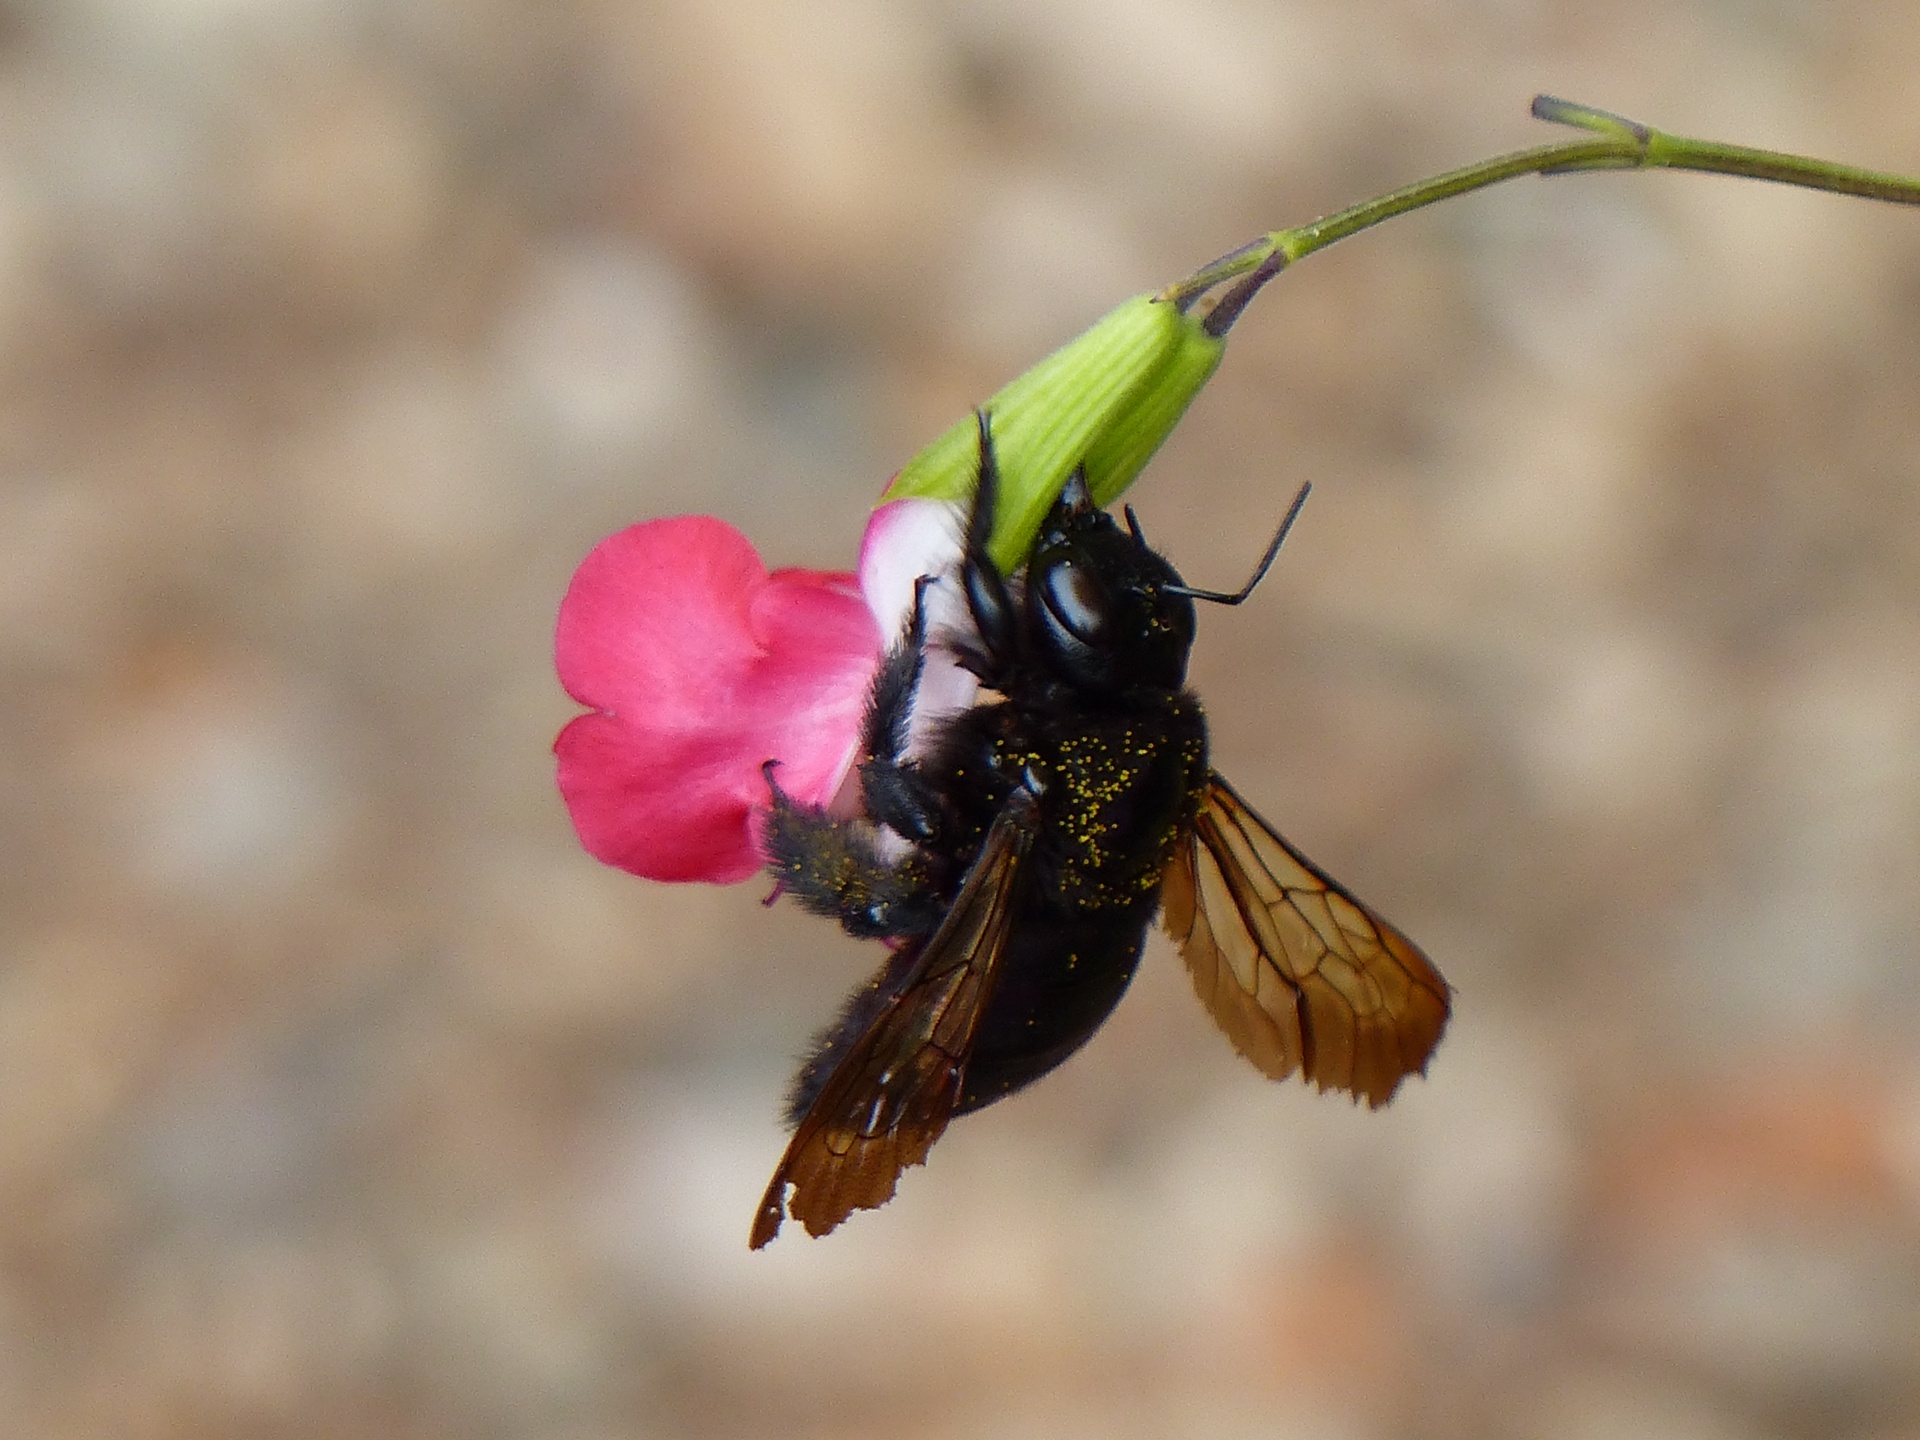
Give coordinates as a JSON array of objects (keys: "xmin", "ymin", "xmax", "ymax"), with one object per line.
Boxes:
[{"xmin": 1039, "ymin": 559, "xmax": 1107, "ymax": 644}]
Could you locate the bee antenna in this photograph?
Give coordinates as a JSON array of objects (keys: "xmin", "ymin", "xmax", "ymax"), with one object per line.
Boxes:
[
  {"xmin": 1165, "ymin": 481, "xmax": 1311, "ymax": 606},
  {"xmin": 1124, "ymin": 504, "xmax": 1145, "ymax": 542}
]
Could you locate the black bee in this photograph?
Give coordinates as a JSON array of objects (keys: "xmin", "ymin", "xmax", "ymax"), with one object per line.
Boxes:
[{"xmin": 753, "ymin": 412, "xmax": 1449, "ymax": 1246}]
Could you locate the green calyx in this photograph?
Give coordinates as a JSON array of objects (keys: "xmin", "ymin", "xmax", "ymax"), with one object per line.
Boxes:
[{"xmin": 884, "ymin": 294, "xmax": 1224, "ymax": 574}]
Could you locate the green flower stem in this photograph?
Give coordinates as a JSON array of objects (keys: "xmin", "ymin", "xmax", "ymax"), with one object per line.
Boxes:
[
  {"xmin": 1167, "ymin": 95, "xmax": 1920, "ymax": 314},
  {"xmin": 885, "ymin": 94, "xmax": 1919, "ymax": 570}
]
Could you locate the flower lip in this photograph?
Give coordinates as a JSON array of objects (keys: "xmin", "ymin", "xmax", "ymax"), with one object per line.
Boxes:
[
  {"xmin": 555, "ymin": 490, "xmax": 995, "ymax": 886},
  {"xmin": 554, "ymin": 514, "xmax": 881, "ymax": 884}
]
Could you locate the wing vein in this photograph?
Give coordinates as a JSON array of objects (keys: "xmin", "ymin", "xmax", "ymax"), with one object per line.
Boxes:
[
  {"xmin": 1162, "ymin": 773, "xmax": 1450, "ymax": 1107},
  {"xmin": 750, "ymin": 789, "xmax": 1039, "ymax": 1246}
]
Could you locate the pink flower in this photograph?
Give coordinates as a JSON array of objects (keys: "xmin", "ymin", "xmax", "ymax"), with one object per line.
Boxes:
[{"xmin": 554, "ymin": 500, "xmax": 966, "ymax": 885}]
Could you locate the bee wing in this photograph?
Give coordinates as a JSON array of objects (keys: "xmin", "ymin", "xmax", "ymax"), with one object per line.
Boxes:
[
  {"xmin": 750, "ymin": 790, "xmax": 1038, "ymax": 1248},
  {"xmin": 1162, "ymin": 772, "xmax": 1450, "ymax": 1108}
]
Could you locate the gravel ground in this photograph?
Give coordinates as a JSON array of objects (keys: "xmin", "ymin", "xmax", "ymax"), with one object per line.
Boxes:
[{"xmin": 3, "ymin": 2, "xmax": 1920, "ymax": 1438}]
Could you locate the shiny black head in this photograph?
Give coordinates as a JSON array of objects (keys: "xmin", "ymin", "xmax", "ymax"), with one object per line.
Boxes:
[
  {"xmin": 1024, "ymin": 476, "xmax": 1196, "ymax": 696},
  {"xmin": 953, "ymin": 408, "xmax": 1304, "ymax": 706}
]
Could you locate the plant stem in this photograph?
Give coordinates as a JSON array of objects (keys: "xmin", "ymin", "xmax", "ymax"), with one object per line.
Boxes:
[{"xmin": 1166, "ymin": 95, "xmax": 1920, "ymax": 316}]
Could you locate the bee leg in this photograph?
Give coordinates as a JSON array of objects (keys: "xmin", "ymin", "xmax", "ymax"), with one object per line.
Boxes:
[
  {"xmin": 762, "ymin": 762, "xmax": 941, "ymax": 940},
  {"xmin": 862, "ymin": 575, "xmax": 932, "ymax": 763},
  {"xmin": 956, "ymin": 408, "xmax": 1020, "ymax": 690},
  {"xmin": 858, "ymin": 575, "xmax": 947, "ymax": 844},
  {"xmin": 861, "ymin": 762, "xmax": 942, "ymax": 845}
]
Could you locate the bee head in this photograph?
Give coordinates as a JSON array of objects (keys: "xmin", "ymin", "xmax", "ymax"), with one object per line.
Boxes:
[{"xmin": 1025, "ymin": 476, "xmax": 1197, "ymax": 695}]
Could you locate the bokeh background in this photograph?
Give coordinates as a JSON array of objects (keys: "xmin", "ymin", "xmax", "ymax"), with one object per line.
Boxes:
[{"xmin": 5, "ymin": 1, "xmax": 1920, "ymax": 1436}]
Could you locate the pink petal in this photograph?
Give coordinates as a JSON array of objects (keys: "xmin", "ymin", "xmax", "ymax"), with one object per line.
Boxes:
[{"xmin": 555, "ymin": 516, "xmax": 880, "ymax": 884}]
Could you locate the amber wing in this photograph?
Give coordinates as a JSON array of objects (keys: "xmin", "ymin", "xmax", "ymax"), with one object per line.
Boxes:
[
  {"xmin": 1161, "ymin": 773, "xmax": 1449, "ymax": 1107},
  {"xmin": 750, "ymin": 791, "xmax": 1038, "ymax": 1248}
]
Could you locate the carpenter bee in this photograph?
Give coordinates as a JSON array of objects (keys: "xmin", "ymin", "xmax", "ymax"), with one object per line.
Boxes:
[{"xmin": 754, "ymin": 412, "xmax": 1449, "ymax": 1246}]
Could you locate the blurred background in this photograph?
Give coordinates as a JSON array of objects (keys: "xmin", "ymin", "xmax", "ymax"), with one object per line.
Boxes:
[{"xmin": 4, "ymin": 1, "xmax": 1920, "ymax": 1436}]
